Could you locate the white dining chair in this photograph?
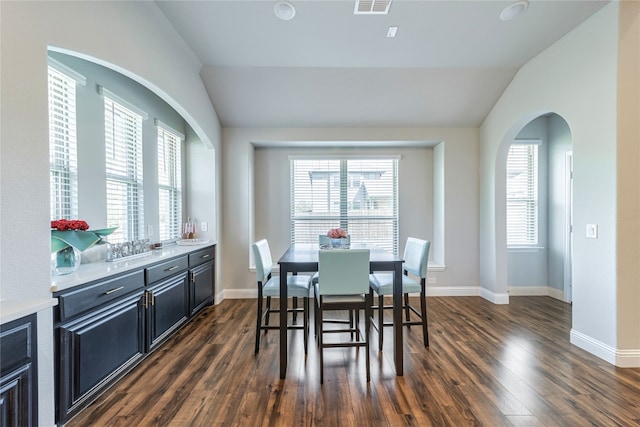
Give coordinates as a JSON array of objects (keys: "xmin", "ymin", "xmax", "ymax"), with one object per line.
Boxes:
[
  {"xmin": 252, "ymin": 239, "xmax": 312, "ymax": 354},
  {"xmin": 315, "ymin": 248, "xmax": 371, "ymax": 384},
  {"xmin": 369, "ymin": 237, "xmax": 431, "ymax": 351}
]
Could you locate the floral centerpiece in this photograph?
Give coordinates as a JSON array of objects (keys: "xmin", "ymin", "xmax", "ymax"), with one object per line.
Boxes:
[
  {"xmin": 51, "ymin": 219, "xmax": 117, "ymax": 275},
  {"xmin": 327, "ymin": 227, "xmax": 349, "ymax": 248},
  {"xmin": 327, "ymin": 227, "xmax": 347, "ymax": 239}
]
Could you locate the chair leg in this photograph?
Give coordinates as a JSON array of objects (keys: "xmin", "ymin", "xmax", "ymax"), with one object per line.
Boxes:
[
  {"xmin": 404, "ymin": 292, "xmax": 411, "ymax": 327},
  {"xmin": 303, "ymin": 297, "xmax": 309, "ymax": 354},
  {"xmin": 293, "ymin": 296, "xmax": 298, "ymax": 324},
  {"xmin": 255, "ymin": 294, "xmax": 263, "ymax": 354},
  {"xmin": 318, "ymin": 300, "xmax": 324, "ymax": 384},
  {"xmin": 265, "ymin": 296, "xmax": 271, "ymax": 327},
  {"xmin": 355, "ymin": 309, "xmax": 360, "ymax": 340},
  {"xmin": 349, "ymin": 310, "xmax": 354, "ymax": 340},
  {"xmin": 378, "ymin": 294, "xmax": 384, "ymax": 351},
  {"xmin": 365, "ymin": 295, "xmax": 372, "ymax": 382},
  {"xmin": 420, "ymin": 287, "xmax": 429, "ymax": 347}
]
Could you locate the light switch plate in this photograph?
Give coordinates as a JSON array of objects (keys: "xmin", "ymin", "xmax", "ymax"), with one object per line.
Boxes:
[{"xmin": 586, "ymin": 224, "xmax": 598, "ymax": 239}]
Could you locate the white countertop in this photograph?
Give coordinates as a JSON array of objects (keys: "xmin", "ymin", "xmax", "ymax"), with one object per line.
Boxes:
[
  {"xmin": 50, "ymin": 243, "xmax": 215, "ymax": 293},
  {"xmin": 1, "ymin": 298, "xmax": 58, "ymax": 325}
]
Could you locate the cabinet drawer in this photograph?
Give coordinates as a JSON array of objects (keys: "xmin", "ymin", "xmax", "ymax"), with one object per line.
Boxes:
[
  {"xmin": 189, "ymin": 246, "xmax": 214, "ymax": 268},
  {"xmin": 57, "ymin": 270, "xmax": 144, "ymax": 321},
  {"xmin": 146, "ymin": 256, "xmax": 188, "ymax": 284}
]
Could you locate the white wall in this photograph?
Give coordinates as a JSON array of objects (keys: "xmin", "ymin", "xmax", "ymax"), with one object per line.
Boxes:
[
  {"xmin": 221, "ymin": 127, "xmax": 479, "ymax": 299},
  {"xmin": 479, "ymin": 3, "xmax": 640, "ymax": 366},
  {"xmin": 0, "ymin": 2, "xmax": 221, "ymax": 424},
  {"xmin": 547, "ymin": 115, "xmax": 573, "ymax": 295}
]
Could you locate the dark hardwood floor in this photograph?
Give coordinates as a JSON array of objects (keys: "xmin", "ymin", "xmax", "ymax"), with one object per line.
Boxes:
[{"xmin": 67, "ymin": 296, "xmax": 640, "ymax": 426}]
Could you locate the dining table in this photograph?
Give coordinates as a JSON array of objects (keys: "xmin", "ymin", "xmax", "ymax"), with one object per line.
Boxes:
[{"xmin": 277, "ymin": 243, "xmax": 405, "ymax": 379}]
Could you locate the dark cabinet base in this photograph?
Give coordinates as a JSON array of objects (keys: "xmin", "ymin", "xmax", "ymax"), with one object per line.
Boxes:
[{"xmin": 1, "ymin": 314, "xmax": 37, "ymax": 427}]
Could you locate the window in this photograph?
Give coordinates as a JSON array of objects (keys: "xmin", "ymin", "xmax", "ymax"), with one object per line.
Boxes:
[
  {"xmin": 290, "ymin": 158, "xmax": 398, "ymax": 253},
  {"xmin": 157, "ymin": 122, "xmax": 183, "ymax": 241},
  {"xmin": 104, "ymin": 95, "xmax": 144, "ymax": 243},
  {"xmin": 506, "ymin": 143, "xmax": 539, "ymax": 246},
  {"xmin": 48, "ymin": 64, "xmax": 80, "ymax": 220}
]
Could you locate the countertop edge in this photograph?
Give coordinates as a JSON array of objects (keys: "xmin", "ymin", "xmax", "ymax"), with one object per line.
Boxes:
[
  {"xmin": 1, "ymin": 298, "xmax": 59, "ymax": 325},
  {"xmin": 50, "ymin": 243, "xmax": 216, "ymax": 293}
]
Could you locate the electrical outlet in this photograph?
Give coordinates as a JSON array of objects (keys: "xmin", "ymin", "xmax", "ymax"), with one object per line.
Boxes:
[
  {"xmin": 147, "ymin": 225, "xmax": 153, "ymax": 237},
  {"xmin": 201, "ymin": 222, "xmax": 208, "ymax": 232},
  {"xmin": 428, "ymin": 278, "xmax": 436, "ymax": 284}
]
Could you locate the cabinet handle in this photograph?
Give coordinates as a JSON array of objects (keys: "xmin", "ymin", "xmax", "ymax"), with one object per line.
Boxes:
[
  {"xmin": 104, "ymin": 286, "xmax": 124, "ymax": 295},
  {"xmin": 143, "ymin": 292, "xmax": 148, "ymax": 308},
  {"xmin": 191, "ymin": 272, "xmax": 196, "ymax": 283},
  {"xmin": 165, "ymin": 266, "xmax": 179, "ymax": 272},
  {"xmin": 201, "ymin": 254, "xmax": 211, "ymax": 259},
  {"xmin": 150, "ymin": 291, "xmax": 155, "ymax": 306}
]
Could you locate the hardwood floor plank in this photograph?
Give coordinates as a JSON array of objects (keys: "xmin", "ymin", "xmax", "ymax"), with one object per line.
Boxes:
[{"xmin": 66, "ymin": 296, "xmax": 640, "ymax": 427}]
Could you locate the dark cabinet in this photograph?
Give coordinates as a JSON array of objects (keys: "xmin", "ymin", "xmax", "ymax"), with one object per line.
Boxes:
[
  {"xmin": 188, "ymin": 246, "xmax": 215, "ymax": 315},
  {"xmin": 145, "ymin": 261, "xmax": 189, "ymax": 351},
  {"xmin": 0, "ymin": 314, "xmax": 38, "ymax": 427},
  {"xmin": 53, "ymin": 245, "xmax": 215, "ymax": 425},
  {"xmin": 55, "ymin": 270, "xmax": 145, "ymax": 423},
  {"xmin": 57, "ymin": 292, "xmax": 144, "ymax": 421}
]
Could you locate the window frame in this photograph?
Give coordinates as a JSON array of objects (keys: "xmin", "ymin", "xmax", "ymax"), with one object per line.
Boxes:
[
  {"xmin": 102, "ymin": 92, "xmax": 146, "ymax": 243},
  {"xmin": 156, "ymin": 120, "xmax": 184, "ymax": 242},
  {"xmin": 290, "ymin": 156, "xmax": 399, "ymax": 254},
  {"xmin": 506, "ymin": 141, "xmax": 540, "ymax": 247},
  {"xmin": 48, "ymin": 59, "xmax": 85, "ymax": 221}
]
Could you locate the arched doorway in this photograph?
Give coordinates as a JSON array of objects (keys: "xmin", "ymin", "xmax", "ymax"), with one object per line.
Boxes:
[{"xmin": 499, "ymin": 113, "xmax": 573, "ymax": 302}]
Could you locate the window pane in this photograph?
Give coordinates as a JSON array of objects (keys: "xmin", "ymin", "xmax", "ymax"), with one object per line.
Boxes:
[
  {"xmin": 158, "ymin": 126, "xmax": 182, "ymax": 241},
  {"xmin": 506, "ymin": 144, "xmax": 538, "ymax": 246},
  {"xmin": 48, "ymin": 66, "xmax": 78, "ymax": 220},
  {"xmin": 104, "ymin": 97, "xmax": 144, "ymax": 243},
  {"xmin": 291, "ymin": 158, "xmax": 398, "ymax": 253}
]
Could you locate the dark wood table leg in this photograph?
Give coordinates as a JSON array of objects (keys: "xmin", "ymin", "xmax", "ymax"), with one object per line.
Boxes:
[
  {"xmin": 280, "ymin": 265, "xmax": 288, "ymax": 379},
  {"xmin": 392, "ymin": 261, "xmax": 404, "ymax": 375}
]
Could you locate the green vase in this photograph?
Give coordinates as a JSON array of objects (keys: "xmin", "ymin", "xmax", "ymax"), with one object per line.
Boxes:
[{"xmin": 51, "ymin": 246, "xmax": 81, "ymax": 275}]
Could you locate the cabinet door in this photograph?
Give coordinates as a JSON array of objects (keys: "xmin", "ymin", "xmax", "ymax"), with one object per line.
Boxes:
[
  {"xmin": 190, "ymin": 261, "xmax": 214, "ymax": 315},
  {"xmin": 147, "ymin": 272, "xmax": 189, "ymax": 352},
  {"xmin": 1, "ymin": 314, "xmax": 37, "ymax": 427},
  {"xmin": 58, "ymin": 293, "xmax": 144, "ymax": 422}
]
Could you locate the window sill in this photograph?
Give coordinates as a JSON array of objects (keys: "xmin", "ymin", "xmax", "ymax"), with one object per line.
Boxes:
[{"xmin": 508, "ymin": 246, "xmax": 545, "ymax": 252}]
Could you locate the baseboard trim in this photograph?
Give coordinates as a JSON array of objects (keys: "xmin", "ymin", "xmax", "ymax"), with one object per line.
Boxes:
[
  {"xmin": 570, "ymin": 328, "xmax": 640, "ymax": 367},
  {"xmin": 508, "ymin": 286, "xmax": 566, "ymax": 301}
]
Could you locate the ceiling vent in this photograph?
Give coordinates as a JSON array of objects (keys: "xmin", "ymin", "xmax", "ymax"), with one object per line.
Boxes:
[{"xmin": 354, "ymin": 0, "xmax": 392, "ymax": 15}]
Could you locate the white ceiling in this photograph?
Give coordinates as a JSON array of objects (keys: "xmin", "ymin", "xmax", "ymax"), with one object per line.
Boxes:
[{"xmin": 155, "ymin": 0, "xmax": 609, "ymax": 128}]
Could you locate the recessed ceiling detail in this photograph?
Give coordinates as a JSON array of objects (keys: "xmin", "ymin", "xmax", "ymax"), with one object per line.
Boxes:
[{"xmin": 354, "ymin": 0, "xmax": 392, "ymax": 15}]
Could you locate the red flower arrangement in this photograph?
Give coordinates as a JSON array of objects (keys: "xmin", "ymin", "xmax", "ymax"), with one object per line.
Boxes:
[
  {"xmin": 51, "ymin": 219, "xmax": 90, "ymax": 231},
  {"xmin": 51, "ymin": 219, "xmax": 116, "ymax": 253},
  {"xmin": 327, "ymin": 227, "xmax": 347, "ymax": 239}
]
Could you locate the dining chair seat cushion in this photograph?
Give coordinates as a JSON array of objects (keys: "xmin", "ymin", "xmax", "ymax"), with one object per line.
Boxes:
[
  {"xmin": 263, "ymin": 274, "xmax": 312, "ymax": 298},
  {"xmin": 369, "ymin": 273, "xmax": 421, "ymax": 295},
  {"xmin": 313, "ymin": 283, "xmax": 364, "ymax": 303}
]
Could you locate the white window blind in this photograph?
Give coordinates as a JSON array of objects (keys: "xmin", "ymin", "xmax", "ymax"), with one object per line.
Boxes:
[
  {"xmin": 104, "ymin": 96, "xmax": 144, "ymax": 243},
  {"xmin": 48, "ymin": 66, "xmax": 78, "ymax": 220},
  {"xmin": 157, "ymin": 123, "xmax": 182, "ymax": 241},
  {"xmin": 506, "ymin": 143, "xmax": 538, "ymax": 246},
  {"xmin": 291, "ymin": 158, "xmax": 398, "ymax": 254}
]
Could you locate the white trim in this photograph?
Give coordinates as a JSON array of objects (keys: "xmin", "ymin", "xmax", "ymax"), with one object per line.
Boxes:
[
  {"xmin": 507, "ymin": 246, "xmax": 544, "ymax": 252},
  {"xmin": 96, "ymin": 85, "xmax": 149, "ymax": 120},
  {"xmin": 288, "ymin": 154, "xmax": 401, "ymax": 160},
  {"xmin": 508, "ymin": 285, "xmax": 566, "ymax": 301},
  {"xmin": 480, "ymin": 287, "xmax": 510, "ymax": 304},
  {"xmin": 47, "ymin": 57, "xmax": 86, "ymax": 86},
  {"xmin": 155, "ymin": 119, "xmax": 185, "ymax": 141},
  {"xmin": 513, "ymin": 138, "xmax": 542, "ymax": 145}
]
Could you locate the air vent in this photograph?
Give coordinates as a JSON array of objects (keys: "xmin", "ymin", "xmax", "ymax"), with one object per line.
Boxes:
[{"xmin": 355, "ymin": 0, "xmax": 392, "ymax": 15}]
